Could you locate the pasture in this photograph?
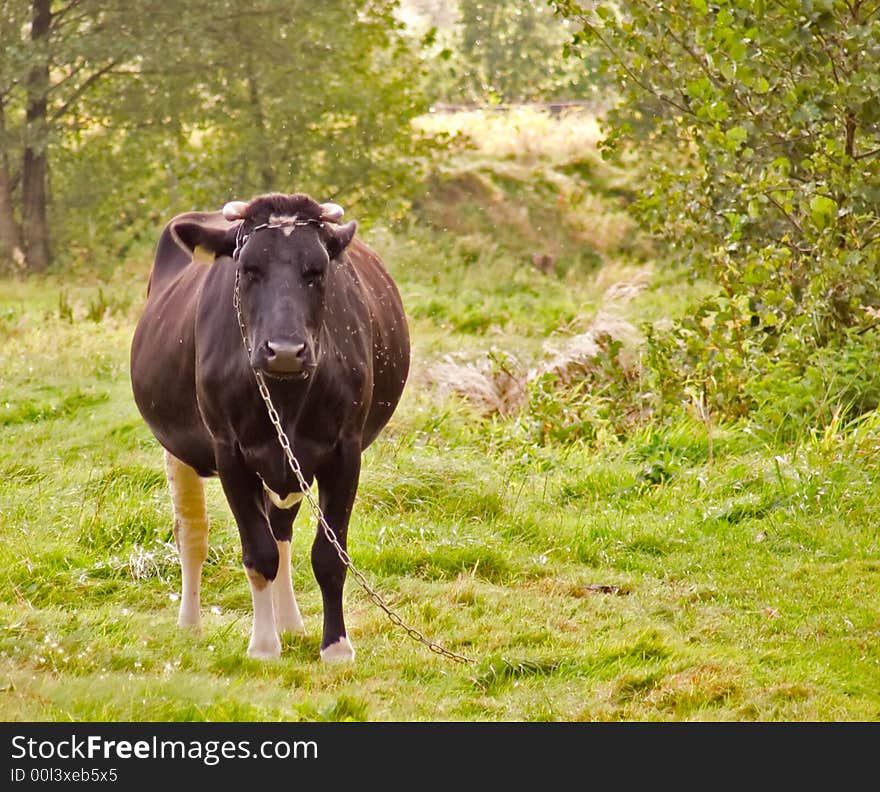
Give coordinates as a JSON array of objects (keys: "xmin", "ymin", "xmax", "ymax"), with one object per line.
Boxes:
[{"xmin": 0, "ymin": 109, "xmax": 878, "ymax": 721}]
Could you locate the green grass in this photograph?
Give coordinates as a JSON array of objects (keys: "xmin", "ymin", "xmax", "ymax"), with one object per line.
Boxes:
[
  {"xmin": 1, "ymin": 109, "xmax": 878, "ymax": 722},
  {"xmin": 2, "ymin": 270, "xmax": 878, "ymax": 722}
]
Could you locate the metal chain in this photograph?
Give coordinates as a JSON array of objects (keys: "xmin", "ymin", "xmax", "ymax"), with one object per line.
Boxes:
[{"xmin": 233, "ymin": 267, "xmax": 473, "ymax": 665}]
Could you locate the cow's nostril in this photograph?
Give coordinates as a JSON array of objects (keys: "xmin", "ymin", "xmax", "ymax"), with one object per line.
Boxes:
[{"xmin": 264, "ymin": 340, "xmax": 307, "ymax": 374}]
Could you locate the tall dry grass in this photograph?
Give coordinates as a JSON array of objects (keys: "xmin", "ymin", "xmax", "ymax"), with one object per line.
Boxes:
[{"xmin": 417, "ymin": 106, "xmax": 604, "ymax": 162}]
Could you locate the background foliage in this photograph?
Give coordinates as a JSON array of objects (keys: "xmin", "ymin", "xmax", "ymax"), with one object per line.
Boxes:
[
  {"xmin": 413, "ymin": 0, "xmax": 598, "ymax": 105},
  {"xmin": 554, "ymin": 0, "xmax": 880, "ymax": 432},
  {"xmin": 0, "ymin": 0, "xmax": 438, "ymax": 272}
]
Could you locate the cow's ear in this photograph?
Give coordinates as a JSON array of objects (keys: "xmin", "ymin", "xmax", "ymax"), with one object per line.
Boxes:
[
  {"xmin": 166, "ymin": 212, "xmax": 239, "ymax": 256},
  {"xmin": 151, "ymin": 211, "xmax": 239, "ymax": 292},
  {"xmin": 174, "ymin": 217, "xmax": 235, "ymax": 256},
  {"xmin": 325, "ymin": 220, "xmax": 357, "ymax": 259}
]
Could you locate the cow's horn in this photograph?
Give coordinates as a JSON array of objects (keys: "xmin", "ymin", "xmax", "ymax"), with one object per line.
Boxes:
[
  {"xmin": 319, "ymin": 203, "xmax": 344, "ymax": 223},
  {"xmin": 222, "ymin": 200, "xmax": 249, "ymax": 221}
]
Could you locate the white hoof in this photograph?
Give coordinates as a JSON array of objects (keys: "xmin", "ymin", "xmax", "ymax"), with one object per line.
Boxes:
[
  {"xmin": 276, "ymin": 612, "xmax": 306, "ymax": 636},
  {"xmin": 320, "ymin": 636, "xmax": 355, "ymax": 663},
  {"xmin": 177, "ymin": 604, "xmax": 201, "ymax": 630},
  {"xmin": 244, "ymin": 567, "xmax": 280, "ymax": 660},
  {"xmin": 247, "ymin": 635, "xmax": 282, "ymax": 660},
  {"xmin": 273, "ymin": 587, "xmax": 305, "ymax": 635}
]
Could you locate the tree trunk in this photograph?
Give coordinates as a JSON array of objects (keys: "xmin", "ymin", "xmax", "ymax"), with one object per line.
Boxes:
[
  {"xmin": 0, "ymin": 97, "xmax": 24, "ymax": 272},
  {"xmin": 245, "ymin": 56, "xmax": 275, "ymax": 191},
  {"xmin": 21, "ymin": 0, "xmax": 51, "ymax": 273}
]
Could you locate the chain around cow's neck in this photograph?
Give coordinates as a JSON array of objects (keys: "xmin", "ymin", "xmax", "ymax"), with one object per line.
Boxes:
[{"xmin": 232, "ymin": 265, "xmax": 474, "ymax": 665}]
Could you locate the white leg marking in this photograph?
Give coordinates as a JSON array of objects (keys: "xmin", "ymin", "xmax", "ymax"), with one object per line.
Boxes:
[
  {"xmin": 164, "ymin": 451, "xmax": 208, "ymax": 630},
  {"xmin": 321, "ymin": 636, "xmax": 356, "ymax": 664},
  {"xmin": 246, "ymin": 568, "xmax": 281, "ymax": 660},
  {"xmin": 273, "ymin": 541, "xmax": 305, "ymax": 635}
]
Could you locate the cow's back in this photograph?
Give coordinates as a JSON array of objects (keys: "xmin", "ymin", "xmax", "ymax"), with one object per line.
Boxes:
[{"xmin": 130, "ymin": 261, "xmax": 217, "ymax": 476}]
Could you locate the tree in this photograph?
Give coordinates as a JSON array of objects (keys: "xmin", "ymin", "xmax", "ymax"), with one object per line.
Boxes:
[
  {"xmin": 418, "ymin": 0, "xmax": 596, "ymax": 106},
  {"xmin": 0, "ymin": 0, "xmax": 34, "ymax": 270},
  {"xmin": 0, "ymin": 0, "xmax": 437, "ymax": 273},
  {"xmin": 555, "ymin": 1, "xmax": 880, "ymax": 421},
  {"xmin": 0, "ymin": 1, "xmax": 177, "ymax": 272}
]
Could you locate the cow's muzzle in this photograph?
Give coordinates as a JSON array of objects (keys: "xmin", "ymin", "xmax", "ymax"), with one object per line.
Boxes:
[{"xmin": 255, "ymin": 340, "xmax": 312, "ymax": 379}]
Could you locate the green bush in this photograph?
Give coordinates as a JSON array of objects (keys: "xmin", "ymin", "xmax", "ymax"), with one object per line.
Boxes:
[
  {"xmin": 556, "ymin": 0, "xmax": 880, "ymax": 432},
  {"xmin": 748, "ymin": 328, "xmax": 880, "ymax": 440},
  {"xmin": 522, "ymin": 334, "xmax": 646, "ymax": 446}
]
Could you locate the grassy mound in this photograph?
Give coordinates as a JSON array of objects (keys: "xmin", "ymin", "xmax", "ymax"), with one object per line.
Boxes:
[{"xmin": 413, "ymin": 107, "xmax": 644, "ymax": 277}]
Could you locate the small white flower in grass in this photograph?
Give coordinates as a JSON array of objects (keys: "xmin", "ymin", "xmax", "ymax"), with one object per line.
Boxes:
[
  {"xmin": 211, "ymin": 606, "xmax": 221, "ymax": 615},
  {"xmin": 169, "ymin": 593, "xmax": 179, "ymax": 602}
]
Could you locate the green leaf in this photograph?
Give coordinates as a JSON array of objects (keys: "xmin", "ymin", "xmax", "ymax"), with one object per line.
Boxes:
[
  {"xmin": 725, "ymin": 126, "xmax": 748, "ymax": 149},
  {"xmin": 707, "ymin": 100, "xmax": 731, "ymax": 121},
  {"xmin": 809, "ymin": 195, "xmax": 837, "ymax": 229},
  {"xmin": 728, "ymin": 39, "xmax": 747, "ymax": 63}
]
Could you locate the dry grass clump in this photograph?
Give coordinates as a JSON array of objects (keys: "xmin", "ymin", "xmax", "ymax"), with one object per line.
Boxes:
[
  {"xmin": 424, "ymin": 277, "xmax": 647, "ymax": 417},
  {"xmin": 416, "ymin": 106, "xmax": 604, "ymax": 163},
  {"xmin": 539, "ymin": 309, "xmax": 641, "ymax": 387},
  {"xmin": 565, "ymin": 192, "xmax": 637, "ymax": 254},
  {"xmin": 426, "ymin": 351, "xmax": 527, "ymax": 417}
]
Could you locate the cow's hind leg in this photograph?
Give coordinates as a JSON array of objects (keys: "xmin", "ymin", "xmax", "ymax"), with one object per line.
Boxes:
[
  {"xmin": 164, "ymin": 450, "xmax": 209, "ymax": 630},
  {"xmin": 268, "ymin": 502, "xmax": 306, "ymax": 635}
]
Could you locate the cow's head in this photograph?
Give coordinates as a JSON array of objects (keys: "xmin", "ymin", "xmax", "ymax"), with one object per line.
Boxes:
[{"xmin": 225, "ymin": 193, "xmax": 357, "ymax": 380}]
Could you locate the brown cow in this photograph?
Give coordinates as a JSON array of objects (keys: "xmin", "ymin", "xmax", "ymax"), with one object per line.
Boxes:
[{"xmin": 130, "ymin": 193, "xmax": 410, "ymax": 660}]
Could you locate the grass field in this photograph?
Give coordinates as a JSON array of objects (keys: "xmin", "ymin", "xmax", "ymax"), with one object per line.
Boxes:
[{"xmin": 1, "ymin": 109, "xmax": 878, "ymax": 721}]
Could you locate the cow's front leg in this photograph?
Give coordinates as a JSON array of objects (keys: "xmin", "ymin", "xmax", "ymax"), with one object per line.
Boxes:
[
  {"xmin": 312, "ymin": 439, "xmax": 361, "ymax": 663},
  {"xmin": 268, "ymin": 502, "xmax": 306, "ymax": 635},
  {"xmin": 217, "ymin": 448, "xmax": 281, "ymax": 660},
  {"xmin": 164, "ymin": 450, "xmax": 209, "ymax": 630}
]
